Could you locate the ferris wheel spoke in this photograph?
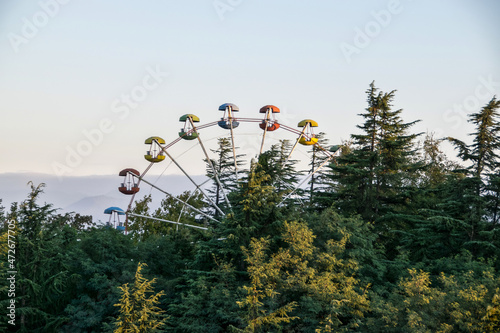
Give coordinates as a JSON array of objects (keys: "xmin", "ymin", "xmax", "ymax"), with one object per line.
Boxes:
[
  {"xmin": 128, "ymin": 171, "xmax": 221, "ymax": 224},
  {"xmin": 189, "ymin": 117, "xmax": 233, "ymax": 211},
  {"xmin": 278, "ymin": 150, "xmax": 338, "ymax": 206},
  {"xmin": 259, "ymin": 119, "xmax": 269, "ymax": 155},
  {"xmin": 229, "ymin": 119, "xmax": 239, "ymax": 181},
  {"xmin": 160, "ymin": 148, "xmax": 226, "ymax": 216},
  {"xmin": 284, "ymin": 125, "xmax": 307, "ymax": 165},
  {"xmin": 128, "ymin": 212, "xmax": 208, "ymax": 230},
  {"xmin": 176, "ymin": 189, "xmax": 196, "ymax": 231}
]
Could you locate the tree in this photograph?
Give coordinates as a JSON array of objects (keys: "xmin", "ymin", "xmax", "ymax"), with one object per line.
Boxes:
[
  {"xmin": 306, "ymin": 132, "xmax": 334, "ymax": 208},
  {"xmin": 419, "ymin": 133, "xmax": 459, "ymax": 187},
  {"xmin": 237, "ymin": 221, "xmax": 370, "ymax": 332},
  {"xmin": 448, "ymin": 97, "xmax": 500, "ymax": 179},
  {"xmin": 60, "ymin": 226, "xmax": 138, "ymax": 332},
  {"xmin": 6, "ymin": 182, "xmax": 74, "ymax": 332},
  {"xmin": 256, "ymin": 140, "xmax": 302, "ymax": 197},
  {"xmin": 169, "ymin": 258, "xmax": 242, "ymax": 333},
  {"xmin": 114, "ymin": 262, "xmax": 167, "ymax": 333},
  {"xmin": 219, "ymin": 160, "xmax": 282, "ymax": 266},
  {"xmin": 206, "ymin": 137, "xmax": 246, "ymax": 213},
  {"xmin": 363, "ymin": 249, "xmax": 500, "ymax": 333},
  {"xmin": 484, "ymin": 289, "xmax": 500, "ymax": 332},
  {"xmin": 128, "ymin": 192, "xmax": 207, "ymax": 241},
  {"xmin": 447, "ymin": 97, "xmax": 500, "ymax": 251},
  {"xmin": 236, "ymin": 236, "xmax": 298, "ymax": 333},
  {"xmin": 329, "ymin": 82, "xmax": 422, "ymax": 253}
]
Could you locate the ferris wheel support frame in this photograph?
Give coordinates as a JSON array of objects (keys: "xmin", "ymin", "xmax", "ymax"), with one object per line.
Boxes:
[
  {"xmin": 228, "ymin": 118, "xmax": 239, "ymax": 181},
  {"xmin": 188, "ymin": 117, "xmax": 233, "ymax": 212},
  {"xmin": 278, "ymin": 148, "xmax": 340, "ymax": 206},
  {"xmin": 127, "ymin": 170, "xmax": 221, "ymax": 224},
  {"xmin": 128, "ymin": 212, "xmax": 208, "ymax": 230},
  {"xmin": 158, "ymin": 142, "xmax": 225, "ymax": 217}
]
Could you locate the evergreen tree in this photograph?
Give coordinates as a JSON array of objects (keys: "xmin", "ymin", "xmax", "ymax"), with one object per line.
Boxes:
[
  {"xmin": 306, "ymin": 132, "xmax": 333, "ymax": 208},
  {"xmin": 447, "ymin": 97, "xmax": 500, "ymax": 253},
  {"xmin": 61, "ymin": 226, "xmax": 138, "ymax": 332},
  {"xmin": 236, "ymin": 236, "xmax": 298, "ymax": 332},
  {"xmin": 330, "ymin": 82, "xmax": 422, "ymax": 239},
  {"xmin": 114, "ymin": 262, "xmax": 167, "ymax": 332},
  {"xmin": 169, "ymin": 258, "xmax": 242, "ymax": 333},
  {"xmin": 6, "ymin": 182, "xmax": 74, "ymax": 332},
  {"xmin": 215, "ymin": 160, "xmax": 282, "ymax": 266},
  {"xmin": 256, "ymin": 140, "xmax": 302, "ymax": 196},
  {"xmin": 237, "ymin": 221, "xmax": 370, "ymax": 332},
  {"xmin": 206, "ymin": 137, "xmax": 246, "ymax": 213}
]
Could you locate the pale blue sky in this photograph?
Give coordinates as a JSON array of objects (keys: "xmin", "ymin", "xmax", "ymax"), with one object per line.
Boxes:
[{"xmin": 1, "ymin": 0, "xmax": 499, "ymax": 178}]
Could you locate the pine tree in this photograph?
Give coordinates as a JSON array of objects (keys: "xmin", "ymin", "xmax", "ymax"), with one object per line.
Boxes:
[
  {"xmin": 447, "ymin": 97, "xmax": 500, "ymax": 251},
  {"xmin": 330, "ymin": 82, "xmax": 422, "ymax": 229},
  {"xmin": 8, "ymin": 182, "xmax": 73, "ymax": 332},
  {"xmin": 206, "ymin": 137, "xmax": 246, "ymax": 213},
  {"xmin": 61, "ymin": 226, "xmax": 138, "ymax": 332},
  {"xmin": 114, "ymin": 262, "xmax": 167, "ymax": 333},
  {"xmin": 218, "ymin": 160, "xmax": 281, "ymax": 265},
  {"xmin": 256, "ymin": 140, "xmax": 302, "ymax": 196},
  {"xmin": 306, "ymin": 132, "xmax": 333, "ymax": 208}
]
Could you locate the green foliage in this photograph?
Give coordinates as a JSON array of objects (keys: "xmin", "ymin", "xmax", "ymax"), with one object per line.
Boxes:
[
  {"xmin": 128, "ymin": 192, "xmax": 207, "ymax": 241},
  {"xmin": 3, "ymin": 182, "xmax": 73, "ymax": 332},
  {"xmin": 206, "ymin": 136, "xmax": 246, "ymax": 212},
  {"xmin": 238, "ymin": 221, "xmax": 369, "ymax": 332},
  {"xmin": 256, "ymin": 139, "xmax": 302, "ymax": 197},
  {"xmin": 60, "ymin": 226, "xmax": 138, "ymax": 332},
  {"xmin": 114, "ymin": 262, "xmax": 167, "ymax": 332},
  {"xmin": 330, "ymin": 82, "xmax": 422, "ymax": 230},
  {"xmin": 169, "ymin": 258, "xmax": 242, "ymax": 332},
  {"xmin": 237, "ymin": 236, "xmax": 298, "ymax": 332}
]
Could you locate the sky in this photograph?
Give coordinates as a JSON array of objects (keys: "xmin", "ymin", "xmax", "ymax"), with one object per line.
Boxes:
[{"xmin": 1, "ymin": 0, "xmax": 499, "ymax": 183}]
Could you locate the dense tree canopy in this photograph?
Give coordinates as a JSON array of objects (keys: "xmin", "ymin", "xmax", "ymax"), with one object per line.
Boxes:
[{"xmin": 2, "ymin": 84, "xmax": 500, "ymax": 332}]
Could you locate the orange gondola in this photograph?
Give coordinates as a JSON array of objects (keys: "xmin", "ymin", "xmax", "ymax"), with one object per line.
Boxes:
[{"xmin": 259, "ymin": 105, "xmax": 280, "ymax": 131}]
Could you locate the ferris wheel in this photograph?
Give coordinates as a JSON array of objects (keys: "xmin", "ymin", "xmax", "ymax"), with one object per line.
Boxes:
[{"xmin": 108, "ymin": 103, "xmax": 340, "ymax": 232}]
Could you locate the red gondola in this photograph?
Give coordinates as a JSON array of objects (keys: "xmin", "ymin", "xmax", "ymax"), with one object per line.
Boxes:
[{"xmin": 118, "ymin": 168, "xmax": 140, "ymax": 195}]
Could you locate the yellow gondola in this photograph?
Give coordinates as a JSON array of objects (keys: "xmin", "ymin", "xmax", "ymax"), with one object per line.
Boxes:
[
  {"xmin": 144, "ymin": 136, "xmax": 166, "ymax": 162},
  {"xmin": 297, "ymin": 119, "xmax": 319, "ymax": 145}
]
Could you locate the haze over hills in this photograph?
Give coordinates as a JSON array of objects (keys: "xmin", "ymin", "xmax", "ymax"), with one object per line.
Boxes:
[{"xmin": 0, "ymin": 172, "xmax": 206, "ymax": 223}]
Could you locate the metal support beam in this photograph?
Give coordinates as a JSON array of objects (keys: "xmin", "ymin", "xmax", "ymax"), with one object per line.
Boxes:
[
  {"xmin": 189, "ymin": 117, "xmax": 233, "ymax": 210},
  {"xmin": 278, "ymin": 152, "xmax": 336, "ymax": 206},
  {"xmin": 128, "ymin": 171, "xmax": 221, "ymax": 224},
  {"xmin": 161, "ymin": 148, "xmax": 225, "ymax": 216},
  {"xmin": 284, "ymin": 124, "xmax": 307, "ymax": 166},
  {"xmin": 128, "ymin": 212, "xmax": 208, "ymax": 230}
]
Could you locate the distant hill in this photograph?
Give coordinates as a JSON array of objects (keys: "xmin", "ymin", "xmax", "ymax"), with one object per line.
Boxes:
[{"xmin": 0, "ymin": 172, "xmax": 207, "ymax": 223}]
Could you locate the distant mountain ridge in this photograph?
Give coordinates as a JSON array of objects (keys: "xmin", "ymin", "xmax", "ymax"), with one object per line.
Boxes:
[{"xmin": 0, "ymin": 172, "xmax": 206, "ymax": 223}]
